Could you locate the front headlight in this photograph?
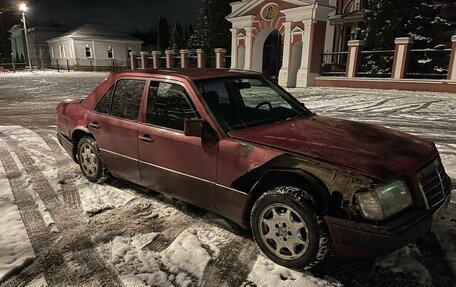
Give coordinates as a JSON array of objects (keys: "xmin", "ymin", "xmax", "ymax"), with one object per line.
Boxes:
[{"xmin": 356, "ymin": 180, "xmax": 413, "ymax": 220}]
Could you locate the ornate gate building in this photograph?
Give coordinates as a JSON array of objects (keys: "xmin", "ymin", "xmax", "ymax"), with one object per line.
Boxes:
[{"xmin": 227, "ymin": 0, "xmax": 335, "ymax": 87}]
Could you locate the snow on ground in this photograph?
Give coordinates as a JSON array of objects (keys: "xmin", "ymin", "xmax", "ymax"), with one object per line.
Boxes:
[
  {"xmin": 0, "ymin": 159, "xmax": 35, "ymax": 281},
  {"xmin": 98, "ymin": 228, "xmax": 217, "ymax": 287},
  {"xmin": 0, "ymin": 72, "xmax": 455, "ymax": 286},
  {"xmin": 248, "ymin": 256, "xmax": 342, "ymax": 287},
  {"xmin": 25, "ymin": 275, "xmax": 47, "ymax": 287},
  {"xmin": 77, "ymin": 179, "xmax": 138, "ymax": 215},
  {"xmin": 375, "ymin": 245, "xmax": 431, "ymax": 286}
]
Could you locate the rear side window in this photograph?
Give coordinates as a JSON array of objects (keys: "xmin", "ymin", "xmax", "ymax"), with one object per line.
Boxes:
[
  {"xmin": 95, "ymin": 85, "xmax": 115, "ymax": 114},
  {"xmin": 110, "ymin": 79, "xmax": 146, "ymax": 121},
  {"xmin": 147, "ymin": 82, "xmax": 198, "ymax": 131}
]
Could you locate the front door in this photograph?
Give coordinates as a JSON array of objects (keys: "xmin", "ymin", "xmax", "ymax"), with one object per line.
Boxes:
[
  {"xmin": 87, "ymin": 78, "xmax": 146, "ymax": 184},
  {"xmin": 138, "ymin": 80, "xmax": 217, "ymax": 210}
]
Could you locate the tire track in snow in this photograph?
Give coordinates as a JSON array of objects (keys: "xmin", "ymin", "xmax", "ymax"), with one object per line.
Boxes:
[
  {"xmin": 0, "ymin": 131, "xmax": 123, "ymax": 286},
  {"xmin": 199, "ymin": 235, "xmax": 258, "ymax": 287},
  {"xmin": 35, "ymin": 130, "xmax": 82, "ymax": 209},
  {"xmin": 0, "ymin": 145, "xmax": 47, "ymax": 287}
]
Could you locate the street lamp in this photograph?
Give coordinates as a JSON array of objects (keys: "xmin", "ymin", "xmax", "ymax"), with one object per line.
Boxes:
[{"xmin": 19, "ymin": 3, "xmax": 32, "ymax": 71}]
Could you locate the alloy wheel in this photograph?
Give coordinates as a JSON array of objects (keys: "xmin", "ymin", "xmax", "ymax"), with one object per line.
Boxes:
[{"xmin": 258, "ymin": 203, "xmax": 309, "ymax": 260}]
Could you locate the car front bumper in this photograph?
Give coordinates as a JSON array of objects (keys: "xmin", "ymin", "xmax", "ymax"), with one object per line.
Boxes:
[{"xmin": 325, "ymin": 194, "xmax": 451, "ymax": 259}]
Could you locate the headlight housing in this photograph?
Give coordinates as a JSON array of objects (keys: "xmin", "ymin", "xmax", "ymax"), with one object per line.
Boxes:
[{"xmin": 356, "ymin": 180, "xmax": 413, "ymax": 221}]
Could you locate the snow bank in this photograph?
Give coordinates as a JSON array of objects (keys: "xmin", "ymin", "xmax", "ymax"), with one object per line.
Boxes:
[
  {"xmin": 0, "ymin": 70, "xmax": 109, "ymax": 79},
  {"xmin": 375, "ymin": 245, "xmax": 431, "ymax": 286},
  {"xmin": 433, "ymin": 189, "xmax": 456, "ymax": 275},
  {"xmin": 0, "ymin": 161, "xmax": 35, "ymax": 281},
  {"xmin": 247, "ymin": 256, "xmax": 342, "ymax": 287},
  {"xmin": 161, "ymin": 229, "xmax": 212, "ymax": 279},
  {"xmin": 98, "ymin": 228, "xmax": 214, "ymax": 286},
  {"xmin": 77, "ymin": 179, "xmax": 137, "ymax": 215},
  {"xmin": 25, "ymin": 275, "xmax": 48, "ymax": 287}
]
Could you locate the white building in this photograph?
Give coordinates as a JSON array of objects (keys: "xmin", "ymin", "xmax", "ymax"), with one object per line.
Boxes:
[{"xmin": 47, "ymin": 23, "xmax": 143, "ymax": 69}]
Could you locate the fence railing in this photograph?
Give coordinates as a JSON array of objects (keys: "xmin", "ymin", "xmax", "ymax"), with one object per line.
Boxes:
[
  {"xmin": 0, "ymin": 62, "xmax": 27, "ymax": 71},
  {"xmin": 358, "ymin": 50, "xmax": 395, "ymax": 78},
  {"xmin": 320, "ymin": 51, "xmax": 348, "ymax": 76},
  {"xmin": 136, "ymin": 53, "xmax": 231, "ymax": 70},
  {"xmin": 406, "ymin": 49, "xmax": 451, "ymax": 79}
]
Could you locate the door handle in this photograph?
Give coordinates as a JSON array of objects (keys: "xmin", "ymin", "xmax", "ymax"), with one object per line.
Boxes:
[
  {"xmin": 139, "ymin": 134, "xmax": 154, "ymax": 143},
  {"xmin": 89, "ymin": 122, "xmax": 101, "ymax": 129}
]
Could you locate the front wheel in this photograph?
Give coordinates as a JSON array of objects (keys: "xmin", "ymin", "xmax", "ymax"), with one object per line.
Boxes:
[
  {"xmin": 250, "ymin": 186, "xmax": 330, "ymax": 270},
  {"xmin": 77, "ymin": 136, "xmax": 109, "ymax": 183}
]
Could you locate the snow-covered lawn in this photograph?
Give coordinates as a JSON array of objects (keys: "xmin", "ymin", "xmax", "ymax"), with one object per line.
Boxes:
[{"xmin": 0, "ymin": 71, "xmax": 455, "ymax": 286}]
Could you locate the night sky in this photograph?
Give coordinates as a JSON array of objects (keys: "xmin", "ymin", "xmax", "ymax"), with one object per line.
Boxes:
[{"xmin": 20, "ymin": 0, "xmax": 202, "ymax": 32}]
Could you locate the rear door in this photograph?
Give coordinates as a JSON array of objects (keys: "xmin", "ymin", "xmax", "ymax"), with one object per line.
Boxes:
[
  {"xmin": 138, "ymin": 80, "xmax": 217, "ymax": 210},
  {"xmin": 87, "ymin": 78, "xmax": 146, "ymax": 184}
]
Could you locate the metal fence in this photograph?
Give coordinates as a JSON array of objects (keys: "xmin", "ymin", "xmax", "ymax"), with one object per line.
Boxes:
[
  {"xmin": 135, "ymin": 53, "xmax": 232, "ymax": 70},
  {"xmin": 50, "ymin": 58, "xmax": 130, "ymax": 73},
  {"xmin": 406, "ymin": 49, "xmax": 451, "ymax": 79},
  {"xmin": 320, "ymin": 51, "xmax": 348, "ymax": 76},
  {"xmin": 358, "ymin": 50, "xmax": 395, "ymax": 78},
  {"xmin": 0, "ymin": 62, "xmax": 27, "ymax": 71}
]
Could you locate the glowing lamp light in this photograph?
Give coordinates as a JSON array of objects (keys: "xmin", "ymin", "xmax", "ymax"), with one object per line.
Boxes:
[{"xmin": 19, "ymin": 3, "xmax": 28, "ymax": 12}]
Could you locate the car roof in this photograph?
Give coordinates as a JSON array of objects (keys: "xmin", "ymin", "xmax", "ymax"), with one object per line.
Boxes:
[{"xmin": 119, "ymin": 68, "xmax": 262, "ymax": 81}]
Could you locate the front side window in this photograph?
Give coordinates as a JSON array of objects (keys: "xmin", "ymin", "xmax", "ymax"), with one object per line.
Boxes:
[
  {"xmin": 110, "ymin": 79, "xmax": 146, "ymax": 121},
  {"xmin": 147, "ymin": 82, "xmax": 198, "ymax": 131},
  {"xmin": 195, "ymin": 76, "xmax": 310, "ymax": 131},
  {"xmin": 107, "ymin": 47, "xmax": 114, "ymax": 59}
]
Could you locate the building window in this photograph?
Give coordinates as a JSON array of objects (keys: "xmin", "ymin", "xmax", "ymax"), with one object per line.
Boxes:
[
  {"xmin": 59, "ymin": 45, "xmax": 65, "ymax": 58},
  {"xmin": 107, "ymin": 46, "xmax": 114, "ymax": 59},
  {"xmin": 69, "ymin": 44, "xmax": 73, "ymax": 58},
  {"xmin": 85, "ymin": 46, "xmax": 92, "ymax": 58}
]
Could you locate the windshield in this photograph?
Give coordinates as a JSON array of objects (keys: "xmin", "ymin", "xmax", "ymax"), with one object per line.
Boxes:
[{"xmin": 195, "ymin": 75, "xmax": 311, "ymax": 131}]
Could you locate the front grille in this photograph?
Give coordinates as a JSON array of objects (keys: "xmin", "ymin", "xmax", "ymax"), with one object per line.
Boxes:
[{"xmin": 417, "ymin": 158, "xmax": 451, "ymax": 208}]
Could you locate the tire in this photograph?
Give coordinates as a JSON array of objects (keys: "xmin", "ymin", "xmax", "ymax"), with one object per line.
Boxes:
[
  {"xmin": 250, "ymin": 186, "xmax": 330, "ymax": 270},
  {"xmin": 77, "ymin": 136, "xmax": 110, "ymax": 183}
]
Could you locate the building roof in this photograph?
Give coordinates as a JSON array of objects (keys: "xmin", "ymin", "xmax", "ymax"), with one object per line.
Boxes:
[{"xmin": 47, "ymin": 23, "xmax": 143, "ymax": 43}]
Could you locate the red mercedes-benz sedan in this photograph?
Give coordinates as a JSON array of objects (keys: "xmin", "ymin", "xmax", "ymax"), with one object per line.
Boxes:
[{"xmin": 56, "ymin": 69, "xmax": 452, "ymax": 269}]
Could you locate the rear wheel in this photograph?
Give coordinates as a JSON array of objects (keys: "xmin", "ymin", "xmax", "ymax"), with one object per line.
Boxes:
[
  {"xmin": 251, "ymin": 186, "xmax": 330, "ymax": 270},
  {"xmin": 77, "ymin": 136, "xmax": 109, "ymax": 183}
]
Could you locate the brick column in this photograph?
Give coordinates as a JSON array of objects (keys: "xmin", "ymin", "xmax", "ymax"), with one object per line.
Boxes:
[
  {"xmin": 448, "ymin": 35, "xmax": 456, "ymax": 81},
  {"xmin": 244, "ymin": 27, "xmax": 253, "ymax": 70},
  {"xmin": 196, "ymin": 49, "xmax": 206, "ymax": 68},
  {"xmin": 129, "ymin": 52, "xmax": 137, "ymax": 70},
  {"xmin": 180, "ymin": 49, "xmax": 190, "ymax": 68},
  {"xmin": 346, "ymin": 40, "xmax": 364, "ymax": 78},
  {"xmin": 214, "ymin": 48, "xmax": 227, "ymax": 69},
  {"xmin": 392, "ymin": 37, "xmax": 414, "ymax": 79},
  {"xmin": 278, "ymin": 22, "xmax": 292, "ymax": 87},
  {"xmin": 151, "ymin": 51, "xmax": 161, "ymax": 69},
  {"xmin": 140, "ymin": 51, "xmax": 149, "ymax": 69},
  {"xmin": 165, "ymin": 50, "xmax": 175, "ymax": 69}
]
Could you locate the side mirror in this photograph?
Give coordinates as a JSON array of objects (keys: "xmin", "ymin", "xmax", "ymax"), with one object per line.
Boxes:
[
  {"xmin": 184, "ymin": 119, "xmax": 218, "ymax": 141},
  {"xmin": 184, "ymin": 119, "xmax": 204, "ymax": 137}
]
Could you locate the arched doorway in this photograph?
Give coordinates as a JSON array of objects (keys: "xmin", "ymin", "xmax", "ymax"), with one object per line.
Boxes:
[
  {"xmin": 262, "ymin": 30, "xmax": 282, "ymax": 81},
  {"xmin": 251, "ymin": 28, "xmax": 282, "ymax": 78}
]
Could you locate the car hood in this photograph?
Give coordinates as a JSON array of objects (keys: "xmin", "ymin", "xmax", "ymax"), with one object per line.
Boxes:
[{"xmin": 229, "ymin": 115, "xmax": 436, "ymax": 180}]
